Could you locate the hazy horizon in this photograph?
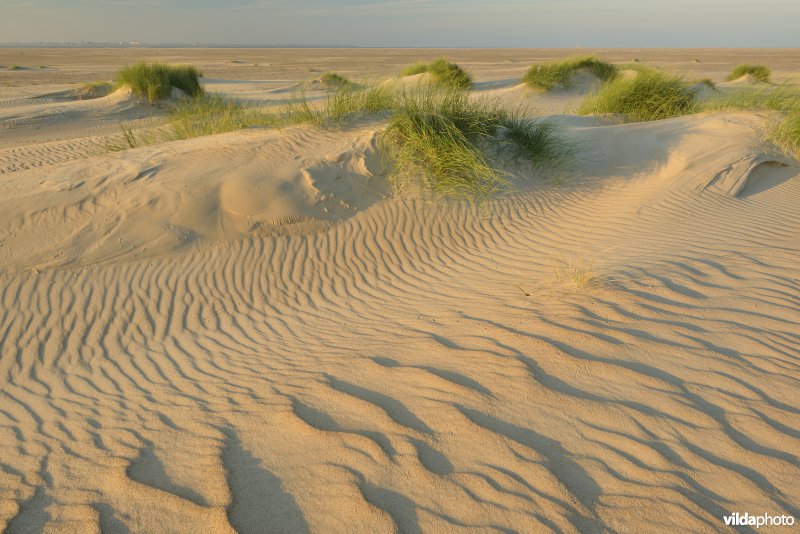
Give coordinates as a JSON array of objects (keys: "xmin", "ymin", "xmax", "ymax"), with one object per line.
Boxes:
[{"xmin": 1, "ymin": 0, "xmax": 799, "ymax": 48}]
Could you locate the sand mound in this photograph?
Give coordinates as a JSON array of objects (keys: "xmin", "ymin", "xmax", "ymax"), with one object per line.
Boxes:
[
  {"xmin": 569, "ymin": 111, "xmax": 800, "ymax": 199},
  {"xmin": 0, "ymin": 125, "xmax": 389, "ymax": 272}
]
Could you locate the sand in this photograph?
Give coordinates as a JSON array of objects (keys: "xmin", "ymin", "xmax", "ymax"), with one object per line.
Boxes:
[{"xmin": 0, "ymin": 49, "xmax": 799, "ymax": 533}]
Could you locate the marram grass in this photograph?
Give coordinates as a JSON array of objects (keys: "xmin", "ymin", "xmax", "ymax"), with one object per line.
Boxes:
[
  {"xmin": 381, "ymin": 89, "xmax": 573, "ymax": 198},
  {"xmin": 111, "ymin": 85, "xmax": 574, "ymax": 200},
  {"xmin": 727, "ymin": 64, "xmax": 771, "ymax": 83},
  {"xmin": 318, "ymin": 72, "xmax": 354, "ymax": 89},
  {"xmin": 770, "ymin": 106, "xmax": 800, "ymax": 159},
  {"xmin": 401, "ymin": 58, "xmax": 472, "ymax": 89},
  {"xmin": 700, "ymin": 83, "xmax": 799, "ymax": 113},
  {"xmin": 116, "ymin": 62, "xmax": 203, "ymax": 103},
  {"xmin": 524, "ymin": 56, "xmax": 618, "ymax": 91},
  {"xmin": 579, "ymin": 67, "xmax": 697, "ymax": 122}
]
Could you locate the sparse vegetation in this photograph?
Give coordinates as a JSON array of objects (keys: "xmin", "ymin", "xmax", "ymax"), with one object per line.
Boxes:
[
  {"xmin": 112, "ymin": 85, "xmax": 395, "ymax": 149},
  {"xmin": 771, "ymin": 107, "xmax": 800, "ymax": 159},
  {"xmin": 116, "ymin": 62, "xmax": 203, "ymax": 103},
  {"xmin": 579, "ymin": 67, "xmax": 697, "ymax": 122},
  {"xmin": 700, "ymin": 83, "xmax": 800, "ymax": 113},
  {"xmin": 112, "ymin": 84, "xmax": 573, "ymax": 199},
  {"xmin": 553, "ymin": 254, "xmax": 604, "ymax": 290},
  {"xmin": 401, "ymin": 58, "xmax": 472, "ymax": 89},
  {"xmin": 727, "ymin": 64, "xmax": 771, "ymax": 83},
  {"xmin": 523, "ymin": 56, "xmax": 618, "ymax": 91},
  {"xmin": 318, "ymin": 72, "xmax": 354, "ymax": 89},
  {"xmin": 77, "ymin": 81, "xmax": 114, "ymax": 99},
  {"xmin": 317, "ymin": 85, "xmax": 395, "ymax": 122},
  {"xmin": 169, "ymin": 95, "xmax": 278, "ymax": 139}
]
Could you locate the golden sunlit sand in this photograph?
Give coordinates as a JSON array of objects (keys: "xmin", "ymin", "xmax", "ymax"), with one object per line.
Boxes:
[{"xmin": 0, "ymin": 48, "xmax": 798, "ymax": 533}]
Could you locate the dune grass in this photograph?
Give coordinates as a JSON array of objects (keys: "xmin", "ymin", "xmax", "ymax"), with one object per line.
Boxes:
[
  {"xmin": 116, "ymin": 62, "xmax": 203, "ymax": 103},
  {"xmin": 168, "ymin": 95, "xmax": 280, "ymax": 139},
  {"xmin": 770, "ymin": 107, "xmax": 800, "ymax": 159},
  {"xmin": 318, "ymin": 72, "xmax": 354, "ymax": 89},
  {"xmin": 579, "ymin": 67, "xmax": 697, "ymax": 122},
  {"xmin": 115, "ymin": 85, "xmax": 397, "ymax": 147},
  {"xmin": 700, "ymin": 83, "xmax": 800, "ymax": 113},
  {"xmin": 727, "ymin": 64, "xmax": 771, "ymax": 83},
  {"xmin": 523, "ymin": 56, "xmax": 618, "ymax": 91},
  {"xmin": 382, "ymin": 89, "xmax": 572, "ymax": 198},
  {"xmin": 112, "ymin": 84, "xmax": 573, "ymax": 199},
  {"xmin": 401, "ymin": 58, "xmax": 472, "ymax": 89}
]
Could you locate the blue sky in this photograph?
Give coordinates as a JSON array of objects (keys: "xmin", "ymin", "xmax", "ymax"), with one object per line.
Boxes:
[{"xmin": 1, "ymin": 0, "xmax": 798, "ymax": 46}]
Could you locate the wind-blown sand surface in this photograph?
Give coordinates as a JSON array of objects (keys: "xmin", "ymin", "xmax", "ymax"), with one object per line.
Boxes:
[{"xmin": 0, "ymin": 49, "xmax": 799, "ymax": 533}]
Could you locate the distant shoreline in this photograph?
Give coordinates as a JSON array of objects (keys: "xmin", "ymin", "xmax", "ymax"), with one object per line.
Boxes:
[{"xmin": 2, "ymin": 44, "xmax": 800, "ymax": 50}]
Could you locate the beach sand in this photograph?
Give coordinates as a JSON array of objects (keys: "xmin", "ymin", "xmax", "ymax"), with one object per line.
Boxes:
[{"xmin": 0, "ymin": 48, "xmax": 798, "ymax": 533}]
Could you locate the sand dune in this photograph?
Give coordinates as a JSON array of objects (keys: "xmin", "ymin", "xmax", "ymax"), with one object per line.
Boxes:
[{"xmin": 0, "ymin": 50, "xmax": 799, "ymax": 533}]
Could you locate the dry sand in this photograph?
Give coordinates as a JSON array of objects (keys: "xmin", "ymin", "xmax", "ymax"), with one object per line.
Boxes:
[{"xmin": 0, "ymin": 49, "xmax": 799, "ymax": 533}]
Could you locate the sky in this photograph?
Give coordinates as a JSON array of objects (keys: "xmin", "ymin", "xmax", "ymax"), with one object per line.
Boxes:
[{"xmin": 1, "ymin": 0, "xmax": 798, "ymax": 47}]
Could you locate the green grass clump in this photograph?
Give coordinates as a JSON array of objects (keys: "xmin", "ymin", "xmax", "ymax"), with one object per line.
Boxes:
[
  {"xmin": 116, "ymin": 62, "xmax": 203, "ymax": 103},
  {"xmin": 700, "ymin": 83, "xmax": 800, "ymax": 113},
  {"xmin": 318, "ymin": 85, "xmax": 395, "ymax": 122},
  {"xmin": 382, "ymin": 89, "xmax": 571, "ymax": 198},
  {"xmin": 276, "ymin": 85, "xmax": 396, "ymax": 127},
  {"xmin": 401, "ymin": 58, "xmax": 472, "ymax": 89},
  {"xmin": 318, "ymin": 72, "xmax": 354, "ymax": 89},
  {"xmin": 167, "ymin": 65, "xmax": 204, "ymax": 96},
  {"xmin": 770, "ymin": 107, "xmax": 800, "ymax": 159},
  {"xmin": 579, "ymin": 67, "xmax": 697, "ymax": 122},
  {"xmin": 523, "ymin": 56, "xmax": 618, "ymax": 91},
  {"xmin": 727, "ymin": 64, "xmax": 771, "ymax": 83},
  {"xmin": 168, "ymin": 94, "xmax": 277, "ymax": 139}
]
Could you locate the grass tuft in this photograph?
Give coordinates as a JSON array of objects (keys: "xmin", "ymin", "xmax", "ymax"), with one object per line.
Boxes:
[
  {"xmin": 401, "ymin": 58, "xmax": 472, "ymax": 89},
  {"xmin": 579, "ymin": 67, "xmax": 697, "ymax": 122},
  {"xmin": 553, "ymin": 254, "xmax": 604, "ymax": 290},
  {"xmin": 168, "ymin": 94, "xmax": 277, "ymax": 139},
  {"xmin": 700, "ymin": 83, "xmax": 800, "ymax": 113},
  {"xmin": 524, "ymin": 56, "xmax": 618, "ymax": 91},
  {"xmin": 116, "ymin": 62, "xmax": 203, "ymax": 103},
  {"xmin": 318, "ymin": 72, "xmax": 354, "ymax": 89},
  {"xmin": 770, "ymin": 106, "xmax": 800, "ymax": 159},
  {"xmin": 727, "ymin": 64, "xmax": 771, "ymax": 83},
  {"xmin": 381, "ymin": 89, "xmax": 572, "ymax": 198}
]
